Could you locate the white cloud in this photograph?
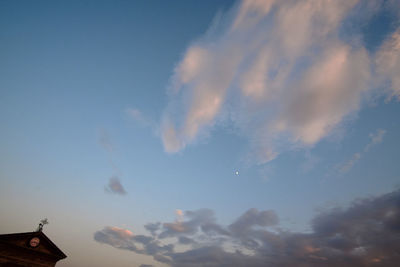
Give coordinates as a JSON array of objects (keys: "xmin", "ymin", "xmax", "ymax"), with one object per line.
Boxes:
[{"xmin": 161, "ymin": 0, "xmax": 398, "ymax": 164}]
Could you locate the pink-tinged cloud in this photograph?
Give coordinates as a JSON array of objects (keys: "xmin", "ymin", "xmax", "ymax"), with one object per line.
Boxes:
[
  {"xmin": 161, "ymin": 0, "xmax": 398, "ymax": 163},
  {"xmin": 109, "ymin": 226, "xmax": 134, "ymax": 239},
  {"xmin": 274, "ymin": 44, "xmax": 370, "ymax": 145},
  {"xmin": 161, "ymin": 121, "xmax": 183, "ymax": 153}
]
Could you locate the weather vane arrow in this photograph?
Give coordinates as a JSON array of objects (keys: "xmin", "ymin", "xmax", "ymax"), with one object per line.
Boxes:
[{"xmin": 36, "ymin": 218, "xmax": 49, "ymax": 232}]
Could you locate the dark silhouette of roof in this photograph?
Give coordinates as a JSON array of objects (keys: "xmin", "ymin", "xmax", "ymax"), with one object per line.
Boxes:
[{"xmin": 0, "ymin": 231, "xmax": 67, "ymax": 266}]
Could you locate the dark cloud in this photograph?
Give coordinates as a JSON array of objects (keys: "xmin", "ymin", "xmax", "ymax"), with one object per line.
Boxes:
[
  {"xmin": 94, "ymin": 189, "xmax": 400, "ymax": 266},
  {"xmin": 144, "ymin": 222, "xmax": 161, "ymax": 236},
  {"xmin": 132, "ymin": 235, "xmax": 153, "ymax": 245},
  {"xmin": 94, "ymin": 226, "xmax": 136, "ymax": 251},
  {"xmin": 178, "ymin": 236, "xmax": 195, "ymax": 245},
  {"xmin": 104, "ymin": 176, "xmax": 127, "ymax": 195},
  {"xmin": 201, "ymin": 223, "xmax": 230, "ymax": 236},
  {"xmin": 170, "ymin": 246, "xmax": 256, "ymax": 267},
  {"xmin": 229, "ymin": 208, "xmax": 278, "ymax": 236}
]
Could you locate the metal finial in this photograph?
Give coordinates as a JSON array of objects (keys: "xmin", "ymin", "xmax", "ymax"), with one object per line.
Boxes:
[{"xmin": 37, "ymin": 218, "xmax": 49, "ymax": 232}]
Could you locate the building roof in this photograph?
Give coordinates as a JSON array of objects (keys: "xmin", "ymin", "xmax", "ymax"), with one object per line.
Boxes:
[{"xmin": 0, "ymin": 231, "xmax": 67, "ymax": 260}]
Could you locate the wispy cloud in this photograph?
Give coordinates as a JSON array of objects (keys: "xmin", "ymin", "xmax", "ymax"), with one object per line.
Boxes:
[
  {"xmin": 340, "ymin": 152, "xmax": 362, "ymax": 173},
  {"xmin": 94, "ymin": 188, "xmax": 400, "ymax": 266},
  {"xmin": 339, "ymin": 128, "xmax": 386, "ymax": 173},
  {"xmin": 98, "ymin": 131, "xmax": 127, "ymax": 195},
  {"xmin": 98, "ymin": 129, "xmax": 115, "ymax": 154},
  {"xmin": 105, "ymin": 176, "xmax": 127, "ymax": 195},
  {"xmin": 126, "ymin": 108, "xmax": 155, "ymax": 128},
  {"xmin": 376, "ymin": 28, "xmax": 400, "ymax": 100},
  {"xmin": 98, "ymin": 129, "xmax": 121, "ymax": 174},
  {"xmin": 160, "ymin": 0, "xmax": 399, "ymax": 164},
  {"xmin": 364, "ymin": 128, "xmax": 387, "ymax": 152},
  {"xmin": 301, "ymin": 152, "xmax": 321, "ymax": 173}
]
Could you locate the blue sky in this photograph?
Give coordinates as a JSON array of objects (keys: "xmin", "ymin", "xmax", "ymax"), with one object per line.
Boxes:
[{"xmin": 1, "ymin": 1, "xmax": 400, "ymax": 266}]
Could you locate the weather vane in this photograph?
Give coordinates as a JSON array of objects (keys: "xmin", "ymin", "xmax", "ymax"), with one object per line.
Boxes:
[{"xmin": 36, "ymin": 218, "xmax": 49, "ymax": 232}]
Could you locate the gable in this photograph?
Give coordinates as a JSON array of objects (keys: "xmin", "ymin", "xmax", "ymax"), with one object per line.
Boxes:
[{"xmin": 0, "ymin": 232, "xmax": 66, "ymax": 260}]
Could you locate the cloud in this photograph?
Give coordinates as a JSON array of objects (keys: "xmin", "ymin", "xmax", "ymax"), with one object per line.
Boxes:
[
  {"xmin": 159, "ymin": 209, "xmax": 217, "ymax": 239},
  {"xmin": 126, "ymin": 108, "xmax": 145, "ymax": 122},
  {"xmin": 339, "ymin": 128, "xmax": 386, "ymax": 172},
  {"xmin": 94, "ymin": 226, "xmax": 136, "ymax": 251},
  {"xmin": 376, "ymin": 28, "xmax": 400, "ymax": 100},
  {"xmin": 126, "ymin": 108, "xmax": 155, "ymax": 128},
  {"xmin": 175, "ymin": 209, "xmax": 184, "ymax": 221},
  {"xmin": 98, "ymin": 131, "xmax": 129, "ymax": 194},
  {"xmin": 95, "ymin": 189, "xmax": 400, "ymax": 266},
  {"xmin": 160, "ymin": 0, "xmax": 399, "ymax": 164},
  {"xmin": 105, "ymin": 176, "xmax": 127, "ymax": 195},
  {"xmin": 144, "ymin": 222, "xmax": 161, "ymax": 236},
  {"xmin": 98, "ymin": 129, "xmax": 114, "ymax": 154},
  {"xmin": 301, "ymin": 152, "xmax": 320, "ymax": 172},
  {"xmin": 365, "ymin": 128, "xmax": 386, "ymax": 152},
  {"xmin": 340, "ymin": 153, "xmax": 362, "ymax": 173},
  {"xmin": 94, "ymin": 226, "xmax": 173, "ymax": 264},
  {"xmin": 229, "ymin": 208, "xmax": 278, "ymax": 236},
  {"xmin": 178, "ymin": 236, "xmax": 195, "ymax": 245},
  {"xmin": 98, "ymin": 129, "xmax": 125, "ymax": 192}
]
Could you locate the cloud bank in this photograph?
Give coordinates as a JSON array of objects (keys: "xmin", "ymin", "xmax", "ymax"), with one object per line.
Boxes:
[
  {"xmin": 161, "ymin": 0, "xmax": 400, "ymax": 163},
  {"xmin": 94, "ymin": 188, "xmax": 400, "ymax": 266}
]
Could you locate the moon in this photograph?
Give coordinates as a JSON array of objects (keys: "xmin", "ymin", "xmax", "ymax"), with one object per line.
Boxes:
[{"xmin": 235, "ymin": 171, "xmax": 239, "ymax": 175}]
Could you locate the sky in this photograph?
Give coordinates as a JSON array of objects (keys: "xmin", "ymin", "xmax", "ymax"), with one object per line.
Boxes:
[{"xmin": 0, "ymin": 0, "xmax": 400, "ymax": 266}]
